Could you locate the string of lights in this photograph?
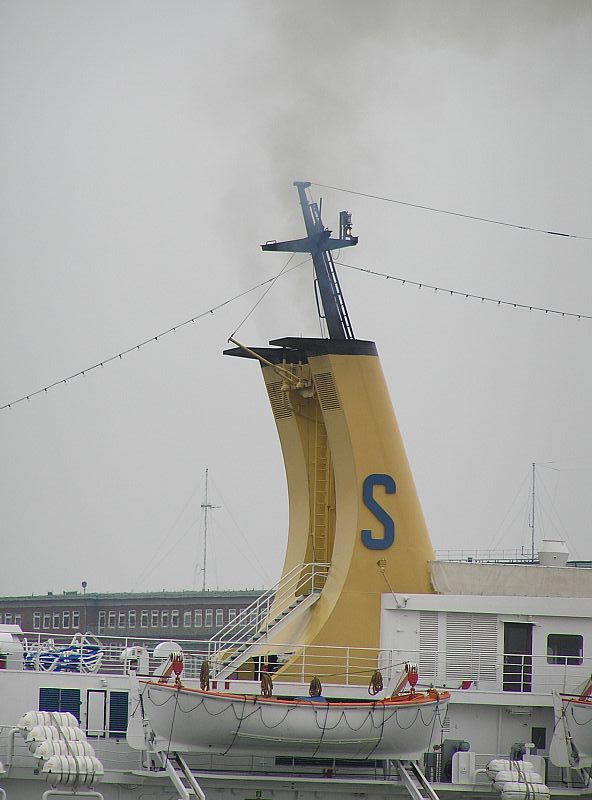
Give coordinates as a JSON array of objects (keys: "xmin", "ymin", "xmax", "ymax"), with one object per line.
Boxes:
[
  {"xmin": 313, "ymin": 182, "xmax": 592, "ymax": 240},
  {"xmin": 336, "ymin": 261, "xmax": 592, "ymax": 321},
  {"xmin": 3, "ymin": 258, "xmax": 589, "ymax": 414},
  {"xmin": 0, "ymin": 271, "xmax": 295, "ymax": 412}
]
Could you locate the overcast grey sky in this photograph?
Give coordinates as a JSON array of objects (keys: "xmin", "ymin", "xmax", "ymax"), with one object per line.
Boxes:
[{"xmin": 1, "ymin": 1, "xmax": 591, "ymax": 597}]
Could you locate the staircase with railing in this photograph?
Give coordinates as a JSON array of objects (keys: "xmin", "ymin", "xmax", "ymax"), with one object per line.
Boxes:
[{"xmin": 208, "ymin": 561, "xmax": 329, "ymax": 679}]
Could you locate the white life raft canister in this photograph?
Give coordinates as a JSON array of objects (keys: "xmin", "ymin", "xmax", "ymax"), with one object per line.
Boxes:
[
  {"xmin": 498, "ymin": 781, "xmax": 550, "ymax": 800},
  {"xmin": 42, "ymin": 755, "xmax": 104, "ymax": 786},
  {"xmin": 17, "ymin": 710, "xmax": 79, "ymax": 732},
  {"xmin": 33, "ymin": 739, "xmax": 96, "ymax": 761}
]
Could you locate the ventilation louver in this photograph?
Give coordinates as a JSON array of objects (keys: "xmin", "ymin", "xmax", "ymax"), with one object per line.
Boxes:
[
  {"xmin": 267, "ymin": 381, "xmax": 292, "ymax": 419},
  {"xmin": 419, "ymin": 611, "xmax": 439, "ymax": 681},
  {"xmin": 314, "ymin": 372, "xmax": 341, "ymax": 411},
  {"xmin": 445, "ymin": 612, "xmax": 497, "ymax": 682}
]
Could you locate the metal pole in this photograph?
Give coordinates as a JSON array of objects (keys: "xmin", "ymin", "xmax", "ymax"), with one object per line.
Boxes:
[
  {"xmin": 202, "ymin": 468, "xmax": 209, "ymax": 592},
  {"xmin": 531, "ymin": 462, "xmax": 535, "ymax": 561},
  {"xmin": 201, "ymin": 468, "xmax": 221, "ymax": 591}
]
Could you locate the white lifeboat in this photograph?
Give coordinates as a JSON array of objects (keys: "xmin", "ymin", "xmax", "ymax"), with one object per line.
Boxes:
[{"xmin": 137, "ymin": 679, "xmax": 449, "ymax": 760}]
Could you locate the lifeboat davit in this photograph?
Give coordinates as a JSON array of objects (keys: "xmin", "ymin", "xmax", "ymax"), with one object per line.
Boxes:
[{"xmin": 560, "ymin": 694, "xmax": 592, "ymax": 763}]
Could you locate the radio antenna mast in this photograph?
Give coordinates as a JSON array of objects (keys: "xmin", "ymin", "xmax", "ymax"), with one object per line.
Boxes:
[
  {"xmin": 195, "ymin": 468, "xmax": 220, "ymax": 591},
  {"xmin": 262, "ymin": 181, "xmax": 358, "ymax": 339}
]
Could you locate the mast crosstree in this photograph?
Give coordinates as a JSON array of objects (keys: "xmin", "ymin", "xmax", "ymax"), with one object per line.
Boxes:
[{"xmin": 262, "ymin": 181, "xmax": 358, "ymax": 340}]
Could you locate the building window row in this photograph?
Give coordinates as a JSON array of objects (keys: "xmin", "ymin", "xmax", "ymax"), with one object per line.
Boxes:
[
  {"xmin": 1, "ymin": 604, "xmax": 245, "ymax": 633},
  {"xmin": 0, "ymin": 611, "xmax": 80, "ymax": 631},
  {"xmin": 97, "ymin": 607, "xmax": 239, "ymax": 630},
  {"xmin": 0, "ymin": 613, "xmax": 22, "ymax": 627},
  {"xmin": 35, "ymin": 610, "xmax": 80, "ymax": 631}
]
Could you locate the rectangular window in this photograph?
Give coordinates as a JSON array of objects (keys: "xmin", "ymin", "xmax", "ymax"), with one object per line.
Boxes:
[
  {"xmin": 108, "ymin": 611, "xmax": 116, "ymax": 629},
  {"xmin": 531, "ymin": 726, "xmax": 547, "ymax": 751},
  {"xmin": 228, "ymin": 609, "xmax": 237, "ymax": 623},
  {"xmin": 33, "ymin": 612, "xmax": 41, "ymax": 630},
  {"xmin": 108, "ymin": 690, "xmax": 129, "ymax": 737},
  {"xmin": 14, "ymin": 614, "xmax": 22, "ymax": 627},
  {"xmin": 503, "ymin": 622, "xmax": 532, "ymax": 692},
  {"xmin": 4, "ymin": 613, "xmax": 12, "ymax": 625},
  {"xmin": 72, "ymin": 611, "xmax": 80, "ymax": 629},
  {"xmin": 62, "ymin": 611, "xmax": 70, "ymax": 629},
  {"xmin": 183, "ymin": 611, "xmax": 192, "ymax": 627},
  {"xmin": 52, "ymin": 613, "xmax": 60, "ymax": 629},
  {"xmin": 151, "ymin": 610, "xmax": 159, "ymax": 627},
  {"xmin": 205, "ymin": 609, "xmax": 213, "ymax": 628},
  {"xmin": 161, "ymin": 610, "xmax": 169, "ymax": 628},
  {"xmin": 194, "ymin": 609, "xmax": 203, "ymax": 628},
  {"xmin": 118, "ymin": 611, "xmax": 126, "ymax": 628},
  {"xmin": 128, "ymin": 610, "xmax": 136, "ymax": 627},
  {"xmin": 43, "ymin": 613, "xmax": 51, "ymax": 629},
  {"xmin": 98, "ymin": 611, "xmax": 106, "ymax": 629},
  {"xmin": 547, "ymin": 634, "xmax": 583, "ymax": 665},
  {"xmin": 140, "ymin": 611, "xmax": 148, "ymax": 628},
  {"xmin": 215, "ymin": 609, "xmax": 224, "ymax": 627},
  {"xmin": 39, "ymin": 687, "xmax": 81, "ymax": 721},
  {"xmin": 171, "ymin": 610, "xmax": 179, "ymax": 628}
]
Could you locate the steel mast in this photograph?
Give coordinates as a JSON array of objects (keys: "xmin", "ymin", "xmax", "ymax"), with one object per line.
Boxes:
[
  {"xmin": 262, "ymin": 181, "xmax": 358, "ymax": 339},
  {"xmin": 199, "ymin": 468, "xmax": 220, "ymax": 591}
]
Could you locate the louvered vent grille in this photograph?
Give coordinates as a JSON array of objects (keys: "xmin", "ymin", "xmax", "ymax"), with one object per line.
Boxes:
[
  {"xmin": 267, "ymin": 381, "xmax": 292, "ymax": 419},
  {"xmin": 109, "ymin": 691, "xmax": 129, "ymax": 737},
  {"xmin": 445, "ymin": 612, "xmax": 497, "ymax": 682},
  {"xmin": 314, "ymin": 372, "xmax": 341, "ymax": 411},
  {"xmin": 39, "ymin": 687, "xmax": 81, "ymax": 721},
  {"xmin": 419, "ymin": 611, "xmax": 439, "ymax": 681}
]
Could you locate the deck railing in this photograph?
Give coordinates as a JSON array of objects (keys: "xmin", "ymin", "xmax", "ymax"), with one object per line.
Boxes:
[
  {"xmin": 8, "ymin": 629, "xmax": 402, "ymax": 687},
  {"xmin": 207, "ymin": 561, "xmax": 330, "ymax": 660},
  {"xmin": 434, "ymin": 547, "xmax": 538, "ymax": 563},
  {"xmin": 394, "ymin": 647, "xmax": 592, "ymax": 695},
  {"xmin": 8, "ymin": 629, "xmax": 592, "ymax": 697}
]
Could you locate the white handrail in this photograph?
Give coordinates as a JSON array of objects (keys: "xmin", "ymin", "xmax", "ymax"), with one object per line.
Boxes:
[{"xmin": 207, "ymin": 562, "xmax": 329, "ymax": 660}]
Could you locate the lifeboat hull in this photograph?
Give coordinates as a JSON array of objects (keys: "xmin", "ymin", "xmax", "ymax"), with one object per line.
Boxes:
[
  {"xmin": 562, "ymin": 696, "xmax": 592, "ymax": 761},
  {"xmin": 139, "ymin": 681, "xmax": 448, "ymax": 759}
]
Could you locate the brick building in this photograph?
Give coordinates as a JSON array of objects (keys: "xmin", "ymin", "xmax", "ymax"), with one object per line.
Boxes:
[{"xmin": 0, "ymin": 589, "xmax": 263, "ymax": 641}]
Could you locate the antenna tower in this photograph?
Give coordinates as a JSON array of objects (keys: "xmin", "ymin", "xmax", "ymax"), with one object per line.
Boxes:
[{"xmin": 195, "ymin": 468, "xmax": 220, "ymax": 591}]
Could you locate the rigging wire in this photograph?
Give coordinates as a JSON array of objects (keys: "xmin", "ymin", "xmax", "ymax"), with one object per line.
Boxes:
[
  {"xmin": 312, "ymin": 182, "xmax": 592, "ymax": 240},
  {"xmin": 209, "ymin": 473, "xmax": 271, "ymax": 584},
  {"xmin": 486, "ymin": 470, "xmax": 532, "ymax": 553},
  {"xmin": 535, "ymin": 468, "xmax": 579, "ymax": 558},
  {"xmin": 229, "ymin": 253, "xmax": 300, "ymax": 339},
  {"xmin": 0, "ymin": 263, "xmax": 308, "ymax": 413},
  {"xmin": 131, "ymin": 474, "xmax": 206, "ymax": 592},
  {"xmin": 336, "ymin": 261, "xmax": 592, "ymax": 321},
  {"xmin": 3, "ymin": 256, "xmax": 590, "ymax": 414},
  {"xmin": 133, "ymin": 513, "xmax": 202, "ymax": 591}
]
